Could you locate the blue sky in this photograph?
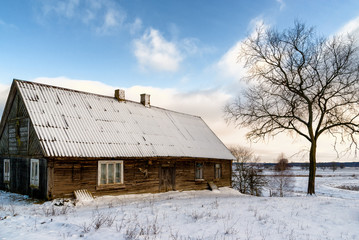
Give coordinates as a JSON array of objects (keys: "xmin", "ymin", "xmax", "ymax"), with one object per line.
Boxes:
[{"xmin": 1, "ymin": 0, "xmax": 359, "ymax": 162}]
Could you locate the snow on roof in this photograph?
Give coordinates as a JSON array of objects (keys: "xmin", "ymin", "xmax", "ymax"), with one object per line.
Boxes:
[{"xmin": 15, "ymin": 80, "xmax": 234, "ymax": 160}]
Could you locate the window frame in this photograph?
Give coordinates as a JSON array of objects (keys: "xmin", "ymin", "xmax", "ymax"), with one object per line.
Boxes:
[
  {"xmin": 30, "ymin": 159, "xmax": 39, "ymax": 187},
  {"xmin": 97, "ymin": 160, "xmax": 124, "ymax": 186},
  {"xmin": 215, "ymin": 163, "xmax": 222, "ymax": 179},
  {"xmin": 195, "ymin": 162, "xmax": 204, "ymax": 180},
  {"xmin": 3, "ymin": 159, "xmax": 10, "ymax": 182}
]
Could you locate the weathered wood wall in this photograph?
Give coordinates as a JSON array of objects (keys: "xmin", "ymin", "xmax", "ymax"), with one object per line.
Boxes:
[
  {"xmin": 0, "ymin": 90, "xmax": 46, "ymax": 198},
  {"xmin": 49, "ymin": 158, "xmax": 232, "ymax": 199},
  {"xmin": 0, "ymin": 157, "xmax": 47, "ymax": 199},
  {"xmin": 0, "ymin": 90, "xmax": 43, "ymax": 157}
]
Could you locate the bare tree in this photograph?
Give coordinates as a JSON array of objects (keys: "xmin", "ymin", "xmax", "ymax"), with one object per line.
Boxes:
[
  {"xmin": 330, "ymin": 161, "xmax": 338, "ymax": 172},
  {"xmin": 301, "ymin": 162, "xmax": 309, "ymax": 171},
  {"xmin": 271, "ymin": 154, "xmax": 294, "ymax": 197},
  {"xmin": 339, "ymin": 163, "xmax": 345, "ymax": 169},
  {"xmin": 319, "ymin": 163, "xmax": 327, "ymax": 171},
  {"xmin": 226, "ymin": 21, "xmax": 359, "ymax": 195},
  {"xmin": 270, "ymin": 171, "xmax": 294, "ymax": 197},
  {"xmin": 275, "ymin": 153, "xmax": 290, "ymax": 171},
  {"xmin": 229, "ymin": 146, "xmax": 267, "ymax": 196}
]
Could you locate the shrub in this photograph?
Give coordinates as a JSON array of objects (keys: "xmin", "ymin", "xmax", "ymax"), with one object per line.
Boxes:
[{"xmin": 230, "ymin": 146, "xmax": 267, "ymax": 196}]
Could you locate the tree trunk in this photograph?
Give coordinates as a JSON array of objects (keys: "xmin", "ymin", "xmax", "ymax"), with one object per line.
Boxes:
[{"xmin": 307, "ymin": 141, "xmax": 317, "ymax": 195}]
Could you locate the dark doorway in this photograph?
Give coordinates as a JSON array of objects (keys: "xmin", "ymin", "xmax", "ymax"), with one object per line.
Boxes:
[{"xmin": 159, "ymin": 165, "xmax": 176, "ymax": 192}]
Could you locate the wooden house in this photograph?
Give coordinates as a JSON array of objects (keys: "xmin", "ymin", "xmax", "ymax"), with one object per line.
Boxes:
[{"xmin": 0, "ymin": 79, "xmax": 234, "ymax": 199}]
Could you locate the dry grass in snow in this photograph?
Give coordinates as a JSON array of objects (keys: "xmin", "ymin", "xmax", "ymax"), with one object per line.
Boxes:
[{"xmin": 0, "ymin": 168, "xmax": 358, "ymax": 240}]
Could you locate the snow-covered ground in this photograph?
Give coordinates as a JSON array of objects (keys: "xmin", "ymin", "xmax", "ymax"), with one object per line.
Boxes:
[{"xmin": 1, "ymin": 168, "xmax": 358, "ymax": 240}]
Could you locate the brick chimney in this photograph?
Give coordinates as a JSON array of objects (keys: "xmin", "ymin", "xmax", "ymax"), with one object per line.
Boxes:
[
  {"xmin": 114, "ymin": 89, "xmax": 125, "ymax": 101},
  {"xmin": 140, "ymin": 93, "xmax": 150, "ymax": 107}
]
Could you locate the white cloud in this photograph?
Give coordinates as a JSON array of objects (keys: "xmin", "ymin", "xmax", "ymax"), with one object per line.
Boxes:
[
  {"xmin": 216, "ymin": 18, "xmax": 268, "ymax": 81},
  {"xmin": 82, "ymin": 9, "xmax": 95, "ymax": 24},
  {"xmin": 217, "ymin": 40, "xmax": 246, "ymax": 81},
  {"xmin": 248, "ymin": 17, "xmax": 267, "ymax": 32},
  {"xmin": 131, "ymin": 25, "xmax": 213, "ymax": 72},
  {"xmin": 133, "ymin": 28, "xmax": 182, "ymax": 72},
  {"xmin": 105, "ymin": 10, "xmax": 120, "ymax": 27},
  {"xmin": 129, "ymin": 18, "xmax": 142, "ymax": 35},
  {"xmin": 0, "ymin": 19, "xmax": 16, "ymax": 29},
  {"xmin": 41, "ymin": 0, "xmax": 80, "ymax": 18},
  {"xmin": 96, "ymin": 8, "xmax": 126, "ymax": 34},
  {"xmin": 276, "ymin": 0, "xmax": 285, "ymax": 11},
  {"xmin": 336, "ymin": 15, "xmax": 359, "ymax": 38},
  {"xmin": 182, "ymin": 38, "xmax": 198, "ymax": 54},
  {"xmin": 0, "ymin": 83, "xmax": 10, "ymax": 116},
  {"xmin": 37, "ymin": 0, "xmax": 129, "ymax": 35},
  {"xmin": 33, "ymin": 77, "xmax": 115, "ymax": 96},
  {"xmin": 180, "ymin": 38, "xmax": 216, "ymax": 57}
]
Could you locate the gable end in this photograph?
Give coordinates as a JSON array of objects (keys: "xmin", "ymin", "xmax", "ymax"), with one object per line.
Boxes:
[{"xmin": 0, "ymin": 80, "xmax": 44, "ymax": 157}]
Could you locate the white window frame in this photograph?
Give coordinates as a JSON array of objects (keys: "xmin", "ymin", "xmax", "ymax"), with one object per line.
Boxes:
[
  {"xmin": 98, "ymin": 160, "xmax": 124, "ymax": 186},
  {"xmin": 195, "ymin": 162, "xmax": 204, "ymax": 180},
  {"xmin": 215, "ymin": 163, "xmax": 222, "ymax": 179},
  {"xmin": 30, "ymin": 159, "xmax": 39, "ymax": 187},
  {"xmin": 4, "ymin": 159, "xmax": 10, "ymax": 182}
]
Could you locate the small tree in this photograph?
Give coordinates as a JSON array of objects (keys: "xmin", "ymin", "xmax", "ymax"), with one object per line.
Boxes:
[
  {"xmin": 275, "ymin": 153, "xmax": 290, "ymax": 171},
  {"xmin": 230, "ymin": 146, "xmax": 267, "ymax": 196},
  {"xmin": 319, "ymin": 163, "xmax": 327, "ymax": 171},
  {"xmin": 330, "ymin": 161, "xmax": 338, "ymax": 172},
  {"xmin": 301, "ymin": 162, "xmax": 309, "ymax": 170},
  {"xmin": 270, "ymin": 154, "xmax": 294, "ymax": 197}
]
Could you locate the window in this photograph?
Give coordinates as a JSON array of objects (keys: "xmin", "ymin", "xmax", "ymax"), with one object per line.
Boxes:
[
  {"xmin": 215, "ymin": 163, "xmax": 222, "ymax": 179},
  {"xmin": 4, "ymin": 159, "xmax": 10, "ymax": 182},
  {"xmin": 98, "ymin": 161, "xmax": 124, "ymax": 185},
  {"xmin": 195, "ymin": 162, "xmax": 203, "ymax": 180},
  {"xmin": 30, "ymin": 159, "xmax": 39, "ymax": 187}
]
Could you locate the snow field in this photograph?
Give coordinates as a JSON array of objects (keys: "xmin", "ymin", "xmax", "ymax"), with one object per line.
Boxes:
[{"xmin": 0, "ymin": 168, "xmax": 358, "ymax": 240}]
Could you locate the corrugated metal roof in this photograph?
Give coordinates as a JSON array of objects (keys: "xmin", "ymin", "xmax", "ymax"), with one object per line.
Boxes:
[{"xmin": 15, "ymin": 80, "xmax": 234, "ymax": 160}]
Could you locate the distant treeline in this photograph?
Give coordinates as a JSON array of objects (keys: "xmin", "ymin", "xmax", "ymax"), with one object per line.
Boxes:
[{"xmin": 262, "ymin": 162, "xmax": 359, "ymax": 168}]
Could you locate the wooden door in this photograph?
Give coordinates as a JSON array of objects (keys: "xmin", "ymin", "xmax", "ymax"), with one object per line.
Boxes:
[{"xmin": 159, "ymin": 166, "xmax": 176, "ymax": 192}]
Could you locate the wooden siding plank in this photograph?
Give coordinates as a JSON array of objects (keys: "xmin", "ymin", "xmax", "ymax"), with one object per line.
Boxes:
[
  {"xmin": 0, "ymin": 90, "xmax": 43, "ymax": 157},
  {"xmin": 50, "ymin": 158, "xmax": 232, "ymax": 199}
]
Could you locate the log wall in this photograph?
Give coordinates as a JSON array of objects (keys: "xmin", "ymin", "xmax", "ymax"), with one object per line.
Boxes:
[{"xmin": 49, "ymin": 158, "xmax": 232, "ymax": 199}]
